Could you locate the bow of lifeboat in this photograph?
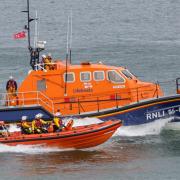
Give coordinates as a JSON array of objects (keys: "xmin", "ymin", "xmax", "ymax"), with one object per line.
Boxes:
[{"xmin": 0, "ymin": 120, "xmax": 121, "ymax": 149}]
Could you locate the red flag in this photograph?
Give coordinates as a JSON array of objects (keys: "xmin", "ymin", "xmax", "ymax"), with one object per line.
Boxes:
[{"xmin": 13, "ymin": 31, "xmax": 26, "ymax": 39}]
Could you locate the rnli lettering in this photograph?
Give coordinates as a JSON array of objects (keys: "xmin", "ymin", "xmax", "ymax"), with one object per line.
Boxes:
[
  {"xmin": 146, "ymin": 106, "xmax": 180, "ymax": 120},
  {"xmin": 73, "ymin": 88, "xmax": 93, "ymax": 93},
  {"xmin": 146, "ymin": 111, "xmax": 165, "ymax": 120}
]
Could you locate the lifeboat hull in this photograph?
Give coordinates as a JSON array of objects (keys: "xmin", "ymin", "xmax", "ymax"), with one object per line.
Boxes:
[{"xmin": 0, "ymin": 120, "xmax": 121, "ymax": 149}]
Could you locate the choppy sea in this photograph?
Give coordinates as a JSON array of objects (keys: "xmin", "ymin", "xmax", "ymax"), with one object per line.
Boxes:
[{"xmin": 0, "ymin": 0, "xmax": 180, "ymax": 179}]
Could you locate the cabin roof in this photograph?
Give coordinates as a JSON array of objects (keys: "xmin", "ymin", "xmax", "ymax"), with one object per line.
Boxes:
[{"xmin": 55, "ymin": 60, "xmax": 125, "ymax": 71}]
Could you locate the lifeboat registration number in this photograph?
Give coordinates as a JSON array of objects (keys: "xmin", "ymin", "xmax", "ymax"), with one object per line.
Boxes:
[{"xmin": 113, "ymin": 85, "xmax": 125, "ymax": 89}]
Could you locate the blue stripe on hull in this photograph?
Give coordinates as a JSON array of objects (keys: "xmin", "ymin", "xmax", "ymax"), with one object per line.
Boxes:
[
  {"xmin": 98, "ymin": 100, "xmax": 180, "ymax": 126},
  {"xmin": 0, "ymin": 95, "xmax": 180, "ymax": 126}
]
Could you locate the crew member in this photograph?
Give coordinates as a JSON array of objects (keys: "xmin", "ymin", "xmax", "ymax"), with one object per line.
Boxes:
[
  {"xmin": 53, "ymin": 110, "xmax": 64, "ymax": 132},
  {"xmin": 42, "ymin": 54, "xmax": 54, "ymax": 70},
  {"xmin": 41, "ymin": 54, "xmax": 47, "ymax": 70},
  {"xmin": 21, "ymin": 116, "xmax": 32, "ymax": 134},
  {"xmin": 47, "ymin": 53, "xmax": 52, "ymax": 62},
  {"xmin": 6, "ymin": 76, "xmax": 17, "ymax": 94},
  {"xmin": 0, "ymin": 121, "xmax": 8, "ymax": 137},
  {"xmin": 32, "ymin": 113, "xmax": 48, "ymax": 134},
  {"xmin": 7, "ymin": 92, "xmax": 19, "ymax": 106}
]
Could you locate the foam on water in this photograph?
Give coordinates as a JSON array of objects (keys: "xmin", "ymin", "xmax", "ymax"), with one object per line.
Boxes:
[
  {"xmin": 0, "ymin": 144, "xmax": 66, "ymax": 154},
  {"xmin": 114, "ymin": 117, "xmax": 173, "ymax": 137},
  {"xmin": 63, "ymin": 117, "xmax": 103, "ymax": 127},
  {"xmin": 8, "ymin": 124, "xmax": 21, "ymax": 132}
]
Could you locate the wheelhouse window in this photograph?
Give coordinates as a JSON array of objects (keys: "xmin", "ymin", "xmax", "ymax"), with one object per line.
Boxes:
[
  {"xmin": 63, "ymin": 72, "xmax": 75, "ymax": 83},
  {"xmin": 121, "ymin": 69, "xmax": 134, "ymax": 79},
  {"xmin": 107, "ymin": 70, "xmax": 125, "ymax": 83},
  {"xmin": 80, "ymin": 72, "xmax": 91, "ymax": 82},
  {"xmin": 37, "ymin": 79, "xmax": 47, "ymax": 91},
  {"xmin": 94, "ymin": 71, "xmax": 105, "ymax": 81}
]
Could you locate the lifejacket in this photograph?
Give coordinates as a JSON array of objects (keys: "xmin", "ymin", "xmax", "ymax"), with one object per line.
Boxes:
[
  {"xmin": 53, "ymin": 117, "xmax": 63, "ymax": 128},
  {"xmin": 21, "ymin": 121, "xmax": 30, "ymax": 129},
  {"xmin": 35, "ymin": 120, "xmax": 43, "ymax": 128},
  {"xmin": 8, "ymin": 95, "xmax": 18, "ymax": 106}
]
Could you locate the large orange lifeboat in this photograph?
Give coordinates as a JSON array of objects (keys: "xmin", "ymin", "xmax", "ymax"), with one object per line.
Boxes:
[
  {"xmin": 0, "ymin": 120, "xmax": 121, "ymax": 149},
  {"xmin": 17, "ymin": 61, "xmax": 163, "ymax": 116}
]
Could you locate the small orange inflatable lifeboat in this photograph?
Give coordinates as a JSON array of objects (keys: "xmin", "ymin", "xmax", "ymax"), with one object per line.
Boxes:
[{"xmin": 0, "ymin": 120, "xmax": 121, "ymax": 149}]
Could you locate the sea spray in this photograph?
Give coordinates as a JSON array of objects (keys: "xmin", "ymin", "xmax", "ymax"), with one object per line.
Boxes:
[
  {"xmin": 8, "ymin": 124, "xmax": 21, "ymax": 132},
  {"xmin": 63, "ymin": 117, "xmax": 103, "ymax": 127},
  {"xmin": 114, "ymin": 117, "xmax": 173, "ymax": 137}
]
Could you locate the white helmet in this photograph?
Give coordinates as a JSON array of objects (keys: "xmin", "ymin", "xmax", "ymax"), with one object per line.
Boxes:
[
  {"xmin": 35, "ymin": 114, "xmax": 40, "ymax": 119},
  {"xmin": 39, "ymin": 113, "xmax": 43, "ymax": 118},
  {"xmin": 55, "ymin": 112, "xmax": 61, "ymax": 117},
  {"xmin": 42, "ymin": 54, "xmax": 46, "ymax": 58},
  {"xmin": 35, "ymin": 113, "xmax": 43, "ymax": 119},
  {"xmin": 21, "ymin": 116, "xmax": 27, "ymax": 121},
  {"xmin": 47, "ymin": 53, "xmax": 51, "ymax": 57},
  {"xmin": 9, "ymin": 76, "xmax": 14, "ymax": 80}
]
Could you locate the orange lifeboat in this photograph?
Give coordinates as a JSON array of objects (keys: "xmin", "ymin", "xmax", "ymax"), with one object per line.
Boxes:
[
  {"xmin": 0, "ymin": 120, "xmax": 121, "ymax": 149},
  {"xmin": 17, "ymin": 61, "xmax": 163, "ymax": 116}
]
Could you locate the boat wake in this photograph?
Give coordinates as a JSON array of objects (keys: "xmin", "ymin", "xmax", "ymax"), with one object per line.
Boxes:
[
  {"xmin": 0, "ymin": 144, "xmax": 65, "ymax": 154},
  {"xmin": 64, "ymin": 117, "xmax": 173, "ymax": 137},
  {"xmin": 114, "ymin": 117, "xmax": 173, "ymax": 137},
  {"xmin": 63, "ymin": 117, "xmax": 103, "ymax": 127}
]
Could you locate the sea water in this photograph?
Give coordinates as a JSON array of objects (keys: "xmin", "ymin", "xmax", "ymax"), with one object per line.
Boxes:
[{"xmin": 0, "ymin": 0, "xmax": 180, "ymax": 179}]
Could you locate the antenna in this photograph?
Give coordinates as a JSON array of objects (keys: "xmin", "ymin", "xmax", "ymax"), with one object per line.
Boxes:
[
  {"xmin": 22, "ymin": 0, "xmax": 45, "ymax": 69},
  {"xmin": 27, "ymin": 0, "xmax": 30, "ymax": 49},
  {"xmin": 69, "ymin": 10, "xmax": 73, "ymax": 64},
  {"xmin": 34, "ymin": 11, "xmax": 38, "ymax": 48},
  {"xmin": 64, "ymin": 16, "xmax": 70, "ymax": 96}
]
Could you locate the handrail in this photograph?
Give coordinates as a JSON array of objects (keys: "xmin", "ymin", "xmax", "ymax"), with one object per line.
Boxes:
[
  {"xmin": 0, "ymin": 91, "xmax": 55, "ymax": 114},
  {"xmin": 0, "ymin": 78, "xmax": 178, "ymax": 115},
  {"xmin": 34, "ymin": 63, "xmax": 57, "ymax": 71},
  {"xmin": 38, "ymin": 91, "xmax": 55, "ymax": 114}
]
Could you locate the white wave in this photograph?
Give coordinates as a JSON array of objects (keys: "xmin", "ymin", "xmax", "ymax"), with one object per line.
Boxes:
[
  {"xmin": 64, "ymin": 117, "xmax": 173, "ymax": 137},
  {"xmin": 63, "ymin": 117, "xmax": 103, "ymax": 127},
  {"xmin": 114, "ymin": 117, "xmax": 173, "ymax": 137},
  {"xmin": 0, "ymin": 144, "xmax": 66, "ymax": 154},
  {"xmin": 8, "ymin": 124, "xmax": 21, "ymax": 132}
]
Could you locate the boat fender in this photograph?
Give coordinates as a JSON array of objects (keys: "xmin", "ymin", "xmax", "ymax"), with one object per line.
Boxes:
[{"xmin": 64, "ymin": 119, "xmax": 74, "ymax": 131}]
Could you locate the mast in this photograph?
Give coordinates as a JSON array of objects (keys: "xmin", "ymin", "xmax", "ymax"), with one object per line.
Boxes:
[
  {"xmin": 69, "ymin": 10, "xmax": 72, "ymax": 64},
  {"xmin": 34, "ymin": 11, "xmax": 38, "ymax": 49},
  {"xmin": 22, "ymin": 0, "xmax": 46, "ymax": 70},
  {"xmin": 27, "ymin": 0, "xmax": 31, "ymax": 50},
  {"xmin": 64, "ymin": 16, "xmax": 70, "ymax": 96}
]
